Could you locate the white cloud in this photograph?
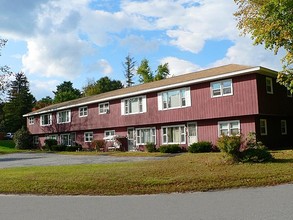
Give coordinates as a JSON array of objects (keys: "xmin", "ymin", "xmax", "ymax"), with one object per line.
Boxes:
[
  {"xmin": 160, "ymin": 57, "xmax": 201, "ymax": 76},
  {"xmin": 88, "ymin": 59, "xmax": 113, "ymax": 75},
  {"xmin": 29, "ymin": 79, "xmax": 60, "ymax": 99}
]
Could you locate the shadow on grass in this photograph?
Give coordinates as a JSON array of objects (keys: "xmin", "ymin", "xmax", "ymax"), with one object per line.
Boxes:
[{"xmin": 272, "ymin": 158, "xmax": 293, "ymax": 163}]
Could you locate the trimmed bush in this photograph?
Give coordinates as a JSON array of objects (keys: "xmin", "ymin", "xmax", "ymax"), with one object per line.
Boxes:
[
  {"xmin": 44, "ymin": 139, "xmax": 58, "ymax": 151},
  {"xmin": 146, "ymin": 142, "xmax": 157, "ymax": 152},
  {"xmin": 217, "ymin": 135, "xmax": 242, "ymax": 161},
  {"xmin": 66, "ymin": 145, "xmax": 80, "ymax": 152},
  {"xmin": 188, "ymin": 141, "xmax": 213, "ymax": 153},
  {"xmin": 240, "ymin": 148, "xmax": 273, "ymax": 163},
  {"xmin": 13, "ymin": 127, "xmax": 33, "ymax": 150},
  {"xmin": 159, "ymin": 144, "xmax": 182, "ymax": 153},
  {"xmin": 51, "ymin": 145, "xmax": 67, "ymax": 151}
]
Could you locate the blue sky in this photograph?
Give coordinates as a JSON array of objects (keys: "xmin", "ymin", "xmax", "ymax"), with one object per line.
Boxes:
[{"xmin": 0, "ymin": 0, "xmax": 284, "ymax": 100}]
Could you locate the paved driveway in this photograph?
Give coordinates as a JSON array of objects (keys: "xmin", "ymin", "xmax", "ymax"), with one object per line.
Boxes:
[{"xmin": 0, "ymin": 152, "xmax": 164, "ymax": 168}]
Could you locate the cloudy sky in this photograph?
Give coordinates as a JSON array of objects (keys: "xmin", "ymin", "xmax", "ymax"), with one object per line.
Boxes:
[{"xmin": 0, "ymin": 0, "xmax": 284, "ymax": 100}]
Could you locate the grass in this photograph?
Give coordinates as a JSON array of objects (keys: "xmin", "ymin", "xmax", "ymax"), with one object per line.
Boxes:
[
  {"xmin": 0, "ymin": 150, "xmax": 292, "ymax": 195},
  {"xmin": 0, "ymin": 140, "xmax": 23, "ymax": 154}
]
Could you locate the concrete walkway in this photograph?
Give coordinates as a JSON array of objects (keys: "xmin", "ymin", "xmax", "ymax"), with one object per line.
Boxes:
[{"xmin": 0, "ymin": 152, "xmax": 164, "ymax": 168}]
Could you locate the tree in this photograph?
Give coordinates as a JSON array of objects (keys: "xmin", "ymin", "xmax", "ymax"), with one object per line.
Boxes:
[
  {"xmin": 234, "ymin": 0, "xmax": 293, "ymax": 92},
  {"xmin": 3, "ymin": 72, "xmax": 36, "ymax": 132},
  {"xmin": 0, "ymin": 38, "xmax": 12, "ymax": 95},
  {"xmin": 33, "ymin": 96, "xmax": 53, "ymax": 111},
  {"xmin": 137, "ymin": 59, "xmax": 170, "ymax": 83},
  {"xmin": 53, "ymin": 81, "xmax": 81, "ymax": 103},
  {"xmin": 123, "ymin": 54, "xmax": 136, "ymax": 87},
  {"xmin": 82, "ymin": 77, "xmax": 124, "ymax": 97}
]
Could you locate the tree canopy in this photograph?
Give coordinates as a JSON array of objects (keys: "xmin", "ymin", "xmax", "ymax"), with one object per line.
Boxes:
[
  {"xmin": 123, "ymin": 55, "xmax": 136, "ymax": 87},
  {"xmin": 234, "ymin": 0, "xmax": 293, "ymax": 91},
  {"xmin": 0, "ymin": 38, "xmax": 12, "ymax": 95},
  {"xmin": 53, "ymin": 81, "xmax": 81, "ymax": 103},
  {"xmin": 33, "ymin": 96, "xmax": 53, "ymax": 111},
  {"xmin": 82, "ymin": 76, "xmax": 124, "ymax": 97}
]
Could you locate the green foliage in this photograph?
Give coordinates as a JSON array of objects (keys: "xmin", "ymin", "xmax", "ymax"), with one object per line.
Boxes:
[
  {"xmin": 159, "ymin": 144, "xmax": 182, "ymax": 153},
  {"xmin": 146, "ymin": 142, "xmax": 157, "ymax": 152},
  {"xmin": 44, "ymin": 139, "xmax": 58, "ymax": 151},
  {"xmin": 188, "ymin": 141, "xmax": 213, "ymax": 153},
  {"xmin": 123, "ymin": 54, "xmax": 136, "ymax": 87},
  {"xmin": 34, "ymin": 96, "xmax": 53, "ymax": 110},
  {"xmin": 51, "ymin": 145, "xmax": 67, "ymax": 151},
  {"xmin": 53, "ymin": 81, "xmax": 81, "ymax": 103},
  {"xmin": 66, "ymin": 145, "xmax": 81, "ymax": 152},
  {"xmin": 217, "ymin": 135, "xmax": 242, "ymax": 161},
  {"xmin": 3, "ymin": 72, "xmax": 35, "ymax": 132},
  {"xmin": 13, "ymin": 127, "xmax": 33, "ymax": 150},
  {"xmin": 154, "ymin": 63, "xmax": 170, "ymax": 81},
  {"xmin": 234, "ymin": 0, "xmax": 293, "ymax": 91}
]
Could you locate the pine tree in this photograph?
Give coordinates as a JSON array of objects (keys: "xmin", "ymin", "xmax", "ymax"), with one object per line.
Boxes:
[{"xmin": 123, "ymin": 54, "xmax": 136, "ymax": 87}]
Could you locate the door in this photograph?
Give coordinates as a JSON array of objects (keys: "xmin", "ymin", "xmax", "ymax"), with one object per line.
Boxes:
[
  {"xmin": 187, "ymin": 122, "xmax": 198, "ymax": 145},
  {"xmin": 127, "ymin": 128, "xmax": 136, "ymax": 151}
]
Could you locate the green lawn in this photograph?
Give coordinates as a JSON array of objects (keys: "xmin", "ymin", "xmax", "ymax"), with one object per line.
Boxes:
[
  {"xmin": 0, "ymin": 150, "xmax": 292, "ymax": 195},
  {"xmin": 0, "ymin": 140, "xmax": 21, "ymax": 154}
]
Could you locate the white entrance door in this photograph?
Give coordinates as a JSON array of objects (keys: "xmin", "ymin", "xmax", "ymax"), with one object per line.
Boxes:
[
  {"xmin": 187, "ymin": 122, "xmax": 198, "ymax": 145},
  {"xmin": 127, "ymin": 128, "xmax": 136, "ymax": 151}
]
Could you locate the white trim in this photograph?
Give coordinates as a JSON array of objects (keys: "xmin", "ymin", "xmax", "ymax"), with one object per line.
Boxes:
[
  {"xmin": 187, "ymin": 122, "xmax": 198, "ymax": 145},
  {"xmin": 135, "ymin": 127, "xmax": 156, "ymax": 145},
  {"xmin": 260, "ymin": 119, "xmax": 267, "ymax": 136},
  {"xmin": 84, "ymin": 132, "xmax": 93, "ymax": 142},
  {"xmin": 40, "ymin": 114, "xmax": 52, "ymax": 126},
  {"xmin": 24, "ymin": 66, "xmax": 269, "ymax": 117},
  {"xmin": 28, "ymin": 116, "xmax": 34, "ymax": 125},
  {"xmin": 211, "ymin": 79, "xmax": 233, "ymax": 98},
  {"xmin": 161, "ymin": 124, "xmax": 186, "ymax": 145},
  {"xmin": 79, "ymin": 106, "xmax": 88, "ymax": 117},
  {"xmin": 104, "ymin": 130, "xmax": 115, "ymax": 137},
  {"xmin": 218, "ymin": 120, "xmax": 240, "ymax": 136},
  {"xmin": 57, "ymin": 110, "xmax": 71, "ymax": 124},
  {"xmin": 99, "ymin": 102, "xmax": 110, "ymax": 114},
  {"xmin": 121, "ymin": 95, "xmax": 146, "ymax": 115},
  {"xmin": 266, "ymin": 77, "xmax": 274, "ymax": 94}
]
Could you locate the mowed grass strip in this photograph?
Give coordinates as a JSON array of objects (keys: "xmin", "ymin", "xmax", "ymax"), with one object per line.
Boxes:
[{"xmin": 0, "ymin": 151, "xmax": 292, "ymax": 195}]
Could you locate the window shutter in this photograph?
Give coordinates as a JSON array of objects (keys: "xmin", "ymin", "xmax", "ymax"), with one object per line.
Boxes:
[
  {"xmin": 158, "ymin": 93, "xmax": 163, "ymax": 110},
  {"xmin": 121, "ymin": 100, "xmax": 125, "ymax": 115},
  {"xmin": 142, "ymin": 96, "xmax": 147, "ymax": 113},
  {"xmin": 185, "ymin": 87, "xmax": 191, "ymax": 107}
]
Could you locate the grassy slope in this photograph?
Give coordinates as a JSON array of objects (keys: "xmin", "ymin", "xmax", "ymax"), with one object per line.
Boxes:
[
  {"xmin": 0, "ymin": 151, "xmax": 292, "ymax": 195},
  {"xmin": 0, "ymin": 140, "xmax": 20, "ymax": 154}
]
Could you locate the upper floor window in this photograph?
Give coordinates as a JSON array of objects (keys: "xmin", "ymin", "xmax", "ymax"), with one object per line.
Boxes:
[
  {"xmin": 99, "ymin": 102, "xmax": 110, "ymax": 114},
  {"xmin": 260, "ymin": 119, "xmax": 267, "ymax": 136},
  {"xmin": 121, "ymin": 96, "xmax": 146, "ymax": 115},
  {"xmin": 266, "ymin": 77, "xmax": 273, "ymax": 94},
  {"xmin": 211, "ymin": 79, "xmax": 233, "ymax": 97},
  {"xmin": 218, "ymin": 120, "xmax": 240, "ymax": 136},
  {"xmin": 57, "ymin": 110, "xmax": 71, "ymax": 124},
  {"xmin": 162, "ymin": 125, "xmax": 186, "ymax": 144},
  {"xmin": 136, "ymin": 127, "xmax": 156, "ymax": 145},
  {"xmin": 40, "ymin": 114, "xmax": 52, "ymax": 126},
  {"xmin": 84, "ymin": 132, "xmax": 93, "ymax": 142},
  {"xmin": 158, "ymin": 87, "xmax": 191, "ymax": 110},
  {"xmin": 79, "ymin": 106, "xmax": 88, "ymax": 117},
  {"xmin": 28, "ymin": 116, "xmax": 34, "ymax": 125},
  {"xmin": 104, "ymin": 130, "xmax": 115, "ymax": 137},
  {"xmin": 281, "ymin": 120, "xmax": 287, "ymax": 135}
]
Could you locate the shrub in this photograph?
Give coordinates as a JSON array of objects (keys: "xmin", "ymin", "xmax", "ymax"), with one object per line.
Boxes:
[
  {"xmin": 217, "ymin": 135, "xmax": 242, "ymax": 161},
  {"xmin": 66, "ymin": 145, "xmax": 81, "ymax": 152},
  {"xmin": 159, "ymin": 144, "xmax": 182, "ymax": 153},
  {"xmin": 44, "ymin": 139, "xmax": 58, "ymax": 151},
  {"xmin": 51, "ymin": 145, "xmax": 67, "ymax": 151},
  {"xmin": 188, "ymin": 141, "xmax": 213, "ymax": 153},
  {"xmin": 91, "ymin": 140, "xmax": 105, "ymax": 151},
  {"xmin": 146, "ymin": 142, "xmax": 157, "ymax": 152},
  {"xmin": 13, "ymin": 127, "xmax": 33, "ymax": 150}
]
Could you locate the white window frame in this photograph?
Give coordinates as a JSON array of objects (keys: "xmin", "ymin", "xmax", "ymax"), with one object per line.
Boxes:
[
  {"xmin": 260, "ymin": 119, "xmax": 267, "ymax": 136},
  {"xmin": 218, "ymin": 120, "xmax": 240, "ymax": 136},
  {"xmin": 121, "ymin": 95, "xmax": 146, "ymax": 115},
  {"xmin": 281, "ymin": 120, "xmax": 287, "ymax": 135},
  {"xmin": 161, "ymin": 125, "xmax": 186, "ymax": 145},
  {"xmin": 46, "ymin": 134, "xmax": 58, "ymax": 140},
  {"xmin": 104, "ymin": 130, "xmax": 115, "ymax": 137},
  {"xmin": 40, "ymin": 114, "xmax": 52, "ymax": 126},
  {"xmin": 84, "ymin": 132, "xmax": 93, "ymax": 142},
  {"xmin": 158, "ymin": 87, "xmax": 191, "ymax": 111},
  {"xmin": 29, "ymin": 116, "xmax": 34, "ymax": 125},
  {"xmin": 211, "ymin": 79, "xmax": 233, "ymax": 98},
  {"xmin": 57, "ymin": 110, "xmax": 71, "ymax": 124},
  {"xmin": 33, "ymin": 136, "xmax": 39, "ymax": 145},
  {"xmin": 136, "ymin": 127, "xmax": 156, "ymax": 145},
  {"xmin": 266, "ymin": 77, "xmax": 273, "ymax": 94},
  {"xmin": 99, "ymin": 102, "xmax": 110, "ymax": 114},
  {"xmin": 79, "ymin": 106, "xmax": 88, "ymax": 117}
]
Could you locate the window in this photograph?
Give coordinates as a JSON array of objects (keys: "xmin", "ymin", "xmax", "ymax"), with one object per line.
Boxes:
[
  {"xmin": 104, "ymin": 130, "xmax": 115, "ymax": 137},
  {"xmin": 46, "ymin": 134, "xmax": 57, "ymax": 140},
  {"xmin": 162, "ymin": 125, "xmax": 186, "ymax": 144},
  {"xmin": 29, "ymin": 116, "xmax": 34, "ymax": 125},
  {"xmin": 158, "ymin": 87, "xmax": 191, "ymax": 110},
  {"xmin": 57, "ymin": 110, "xmax": 71, "ymax": 124},
  {"xmin": 79, "ymin": 106, "xmax": 88, "ymax": 117},
  {"xmin": 218, "ymin": 120, "xmax": 240, "ymax": 136},
  {"xmin": 281, "ymin": 120, "xmax": 287, "ymax": 135},
  {"xmin": 121, "ymin": 96, "xmax": 146, "ymax": 115},
  {"xmin": 33, "ymin": 136, "xmax": 39, "ymax": 145},
  {"xmin": 41, "ymin": 114, "xmax": 52, "ymax": 126},
  {"xmin": 99, "ymin": 102, "xmax": 109, "ymax": 114},
  {"xmin": 60, "ymin": 133, "xmax": 75, "ymax": 146},
  {"xmin": 84, "ymin": 132, "xmax": 93, "ymax": 142},
  {"xmin": 260, "ymin": 119, "xmax": 267, "ymax": 136},
  {"xmin": 136, "ymin": 128, "xmax": 156, "ymax": 145},
  {"xmin": 266, "ymin": 77, "xmax": 273, "ymax": 94},
  {"xmin": 211, "ymin": 79, "xmax": 233, "ymax": 97}
]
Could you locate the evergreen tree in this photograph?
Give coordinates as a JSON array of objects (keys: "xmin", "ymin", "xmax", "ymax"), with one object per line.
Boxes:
[
  {"xmin": 137, "ymin": 59, "xmax": 153, "ymax": 83},
  {"xmin": 53, "ymin": 81, "xmax": 81, "ymax": 103},
  {"xmin": 123, "ymin": 54, "xmax": 136, "ymax": 87},
  {"xmin": 3, "ymin": 72, "xmax": 36, "ymax": 132}
]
